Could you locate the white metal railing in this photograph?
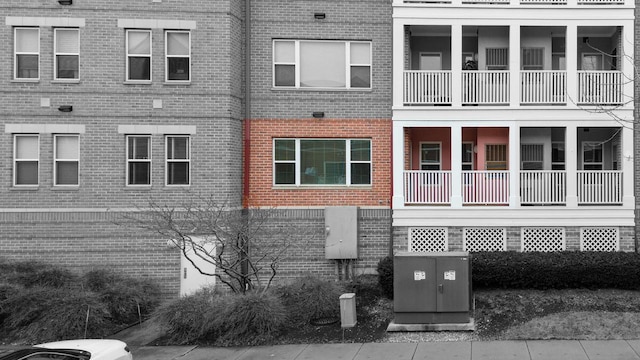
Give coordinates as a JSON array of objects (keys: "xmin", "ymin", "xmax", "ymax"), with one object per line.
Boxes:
[
  {"xmin": 462, "ymin": 171, "xmax": 510, "ymax": 204},
  {"xmin": 520, "ymin": 71, "xmax": 566, "ymax": 104},
  {"xmin": 577, "ymin": 171, "xmax": 622, "ymax": 204},
  {"xmin": 520, "ymin": 171, "xmax": 566, "ymax": 204},
  {"xmin": 577, "ymin": 71, "xmax": 623, "ymax": 105},
  {"xmin": 404, "ymin": 71, "xmax": 452, "ymax": 105},
  {"xmin": 462, "ymin": 71, "xmax": 510, "ymax": 105},
  {"xmin": 404, "ymin": 171, "xmax": 452, "ymax": 204}
]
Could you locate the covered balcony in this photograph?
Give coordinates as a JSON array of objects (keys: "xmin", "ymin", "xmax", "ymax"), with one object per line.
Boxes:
[
  {"xmin": 401, "ymin": 126, "xmax": 626, "ymax": 207},
  {"xmin": 398, "ymin": 0, "xmax": 629, "ymax": 6},
  {"xmin": 401, "ymin": 25, "xmax": 626, "ymax": 107}
]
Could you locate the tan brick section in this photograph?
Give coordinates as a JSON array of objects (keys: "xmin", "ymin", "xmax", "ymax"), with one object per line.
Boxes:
[{"xmin": 245, "ymin": 118, "xmax": 392, "ymax": 207}]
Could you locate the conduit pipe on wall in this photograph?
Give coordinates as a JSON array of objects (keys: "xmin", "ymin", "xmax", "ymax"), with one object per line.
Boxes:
[{"xmin": 243, "ymin": 0, "xmax": 251, "ymax": 206}]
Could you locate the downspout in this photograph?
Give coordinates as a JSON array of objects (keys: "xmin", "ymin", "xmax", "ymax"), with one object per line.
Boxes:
[
  {"xmin": 388, "ymin": 121, "xmax": 394, "ymax": 257},
  {"xmin": 240, "ymin": 0, "xmax": 251, "ymax": 290}
]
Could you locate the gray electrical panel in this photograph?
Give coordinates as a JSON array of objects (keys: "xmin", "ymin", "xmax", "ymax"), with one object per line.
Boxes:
[
  {"xmin": 393, "ymin": 252, "xmax": 472, "ymax": 325},
  {"xmin": 324, "ymin": 206, "xmax": 358, "ymax": 259}
]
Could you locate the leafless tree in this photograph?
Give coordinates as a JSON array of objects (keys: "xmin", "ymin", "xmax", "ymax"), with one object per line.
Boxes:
[{"xmin": 116, "ymin": 194, "xmax": 308, "ymax": 294}]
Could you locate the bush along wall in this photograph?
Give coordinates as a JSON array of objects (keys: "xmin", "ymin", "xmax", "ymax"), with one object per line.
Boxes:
[{"xmin": 377, "ymin": 251, "xmax": 640, "ymax": 295}]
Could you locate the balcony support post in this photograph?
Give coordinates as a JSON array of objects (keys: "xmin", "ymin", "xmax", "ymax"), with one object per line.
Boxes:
[
  {"xmin": 451, "ymin": 25, "xmax": 462, "ymax": 107},
  {"xmin": 392, "ymin": 122, "xmax": 407, "ymax": 208},
  {"xmin": 509, "ymin": 25, "xmax": 520, "ymax": 108},
  {"xmin": 509, "ymin": 124, "xmax": 521, "ymax": 207},
  {"xmin": 393, "ymin": 20, "xmax": 405, "ymax": 108},
  {"xmin": 566, "ymin": 125, "xmax": 578, "ymax": 208},
  {"xmin": 450, "ymin": 124, "xmax": 463, "ymax": 208},
  {"xmin": 566, "ymin": 25, "xmax": 578, "ymax": 109},
  {"xmin": 622, "ymin": 125, "xmax": 634, "ymax": 207}
]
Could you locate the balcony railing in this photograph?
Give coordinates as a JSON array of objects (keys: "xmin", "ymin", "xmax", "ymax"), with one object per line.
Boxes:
[
  {"xmin": 404, "ymin": 71, "xmax": 452, "ymax": 105},
  {"xmin": 462, "ymin": 71, "xmax": 510, "ymax": 105},
  {"xmin": 402, "ymin": 70, "xmax": 624, "ymax": 106},
  {"xmin": 404, "ymin": 170, "xmax": 452, "ymax": 204},
  {"xmin": 577, "ymin": 170, "xmax": 622, "ymax": 204},
  {"xmin": 403, "ymin": 170, "xmax": 622, "ymax": 206},
  {"xmin": 520, "ymin": 71, "xmax": 566, "ymax": 104},
  {"xmin": 520, "ymin": 171, "xmax": 566, "ymax": 204},
  {"xmin": 577, "ymin": 71, "xmax": 624, "ymax": 105}
]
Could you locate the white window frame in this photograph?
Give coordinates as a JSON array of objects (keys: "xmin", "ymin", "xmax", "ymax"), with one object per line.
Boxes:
[
  {"xmin": 272, "ymin": 40, "xmax": 372, "ymax": 89},
  {"xmin": 54, "ymin": 28, "xmax": 80, "ymax": 80},
  {"xmin": 126, "ymin": 135, "xmax": 152, "ymax": 186},
  {"xmin": 165, "ymin": 30, "xmax": 191, "ymax": 82},
  {"xmin": 420, "ymin": 142, "xmax": 442, "ymax": 171},
  {"xmin": 14, "ymin": 27, "xmax": 40, "ymax": 80},
  {"xmin": 126, "ymin": 29, "xmax": 152, "ymax": 82},
  {"xmin": 165, "ymin": 135, "xmax": 191, "ymax": 186},
  {"xmin": 273, "ymin": 138, "xmax": 372, "ymax": 187},
  {"xmin": 53, "ymin": 134, "xmax": 80, "ymax": 186},
  {"xmin": 13, "ymin": 134, "xmax": 39, "ymax": 187},
  {"xmin": 582, "ymin": 141, "xmax": 603, "ymax": 170}
]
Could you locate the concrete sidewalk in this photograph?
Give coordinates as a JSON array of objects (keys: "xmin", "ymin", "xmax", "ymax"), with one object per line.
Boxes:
[{"xmin": 130, "ymin": 340, "xmax": 640, "ymax": 360}]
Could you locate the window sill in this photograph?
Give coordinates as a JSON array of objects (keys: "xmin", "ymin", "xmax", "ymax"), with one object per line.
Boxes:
[
  {"xmin": 271, "ymin": 87, "xmax": 372, "ymax": 92},
  {"xmin": 125, "ymin": 185, "xmax": 152, "ymax": 190},
  {"xmin": 273, "ymin": 185, "xmax": 372, "ymax": 190},
  {"xmin": 10, "ymin": 186, "xmax": 39, "ymax": 191},
  {"xmin": 11, "ymin": 79, "xmax": 39, "ymax": 83},
  {"xmin": 51, "ymin": 185, "xmax": 80, "ymax": 191},
  {"xmin": 163, "ymin": 81, "xmax": 191, "ymax": 86},
  {"xmin": 52, "ymin": 79, "xmax": 80, "ymax": 84},
  {"xmin": 164, "ymin": 185, "xmax": 191, "ymax": 188},
  {"xmin": 124, "ymin": 80, "xmax": 152, "ymax": 85}
]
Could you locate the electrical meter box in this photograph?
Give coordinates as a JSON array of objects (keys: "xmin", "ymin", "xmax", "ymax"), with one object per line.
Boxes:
[
  {"xmin": 393, "ymin": 252, "xmax": 472, "ymax": 326},
  {"xmin": 324, "ymin": 206, "xmax": 358, "ymax": 259}
]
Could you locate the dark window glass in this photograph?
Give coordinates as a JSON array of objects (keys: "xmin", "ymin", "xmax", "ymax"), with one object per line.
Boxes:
[
  {"xmin": 275, "ymin": 64, "xmax": 295, "ymax": 86},
  {"xmin": 129, "ymin": 57, "xmax": 150, "ymax": 80},
  {"xmin": 350, "ymin": 66, "xmax": 370, "ymax": 88},
  {"xmin": 17, "ymin": 54, "xmax": 38, "ymax": 78},
  {"xmin": 168, "ymin": 58, "xmax": 189, "ymax": 81},
  {"xmin": 16, "ymin": 162, "xmax": 38, "ymax": 185},
  {"xmin": 57, "ymin": 55, "xmax": 79, "ymax": 79}
]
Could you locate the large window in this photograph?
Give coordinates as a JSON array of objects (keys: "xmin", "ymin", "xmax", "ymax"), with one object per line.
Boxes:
[
  {"xmin": 54, "ymin": 135, "xmax": 79, "ymax": 186},
  {"xmin": 521, "ymin": 144, "xmax": 544, "ymax": 170},
  {"xmin": 126, "ymin": 29, "xmax": 151, "ymax": 81},
  {"xmin": 54, "ymin": 28, "xmax": 79, "ymax": 80},
  {"xmin": 582, "ymin": 142, "xmax": 603, "ymax": 170},
  {"xmin": 14, "ymin": 28, "xmax": 39, "ymax": 80},
  {"xmin": 165, "ymin": 31, "xmax": 190, "ymax": 82},
  {"xmin": 14, "ymin": 135, "xmax": 39, "ymax": 186},
  {"xmin": 166, "ymin": 136, "xmax": 190, "ymax": 185},
  {"xmin": 485, "ymin": 144, "xmax": 507, "ymax": 170},
  {"xmin": 273, "ymin": 40, "xmax": 371, "ymax": 89},
  {"xmin": 420, "ymin": 143, "xmax": 441, "ymax": 170},
  {"xmin": 126, "ymin": 136, "xmax": 151, "ymax": 185},
  {"xmin": 274, "ymin": 139, "xmax": 371, "ymax": 186}
]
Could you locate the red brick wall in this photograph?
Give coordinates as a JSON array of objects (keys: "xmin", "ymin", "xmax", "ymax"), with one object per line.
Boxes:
[{"xmin": 245, "ymin": 118, "xmax": 392, "ymax": 207}]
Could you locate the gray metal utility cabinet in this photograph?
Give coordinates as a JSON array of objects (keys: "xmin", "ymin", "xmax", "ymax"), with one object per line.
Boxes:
[{"xmin": 388, "ymin": 252, "xmax": 474, "ymax": 332}]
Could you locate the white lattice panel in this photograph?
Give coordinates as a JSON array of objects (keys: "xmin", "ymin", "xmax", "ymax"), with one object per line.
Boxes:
[
  {"xmin": 463, "ymin": 228, "xmax": 506, "ymax": 252},
  {"xmin": 409, "ymin": 227, "xmax": 447, "ymax": 252},
  {"xmin": 522, "ymin": 227, "xmax": 565, "ymax": 252},
  {"xmin": 581, "ymin": 227, "xmax": 619, "ymax": 251}
]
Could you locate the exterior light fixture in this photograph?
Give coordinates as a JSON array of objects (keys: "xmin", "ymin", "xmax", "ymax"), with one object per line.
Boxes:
[
  {"xmin": 58, "ymin": 105, "xmax": 73, "ymax": 112},
  {"xmin": 58, "ymin": 0, "xmax": 73, "ymax": 4},
  {"xmin": 312, "ymin": 112, "xmax": 325, "ymax": 118},
  {"xmin": 314, "ymin": 13, "xmax": 326, "ymax": 20}
]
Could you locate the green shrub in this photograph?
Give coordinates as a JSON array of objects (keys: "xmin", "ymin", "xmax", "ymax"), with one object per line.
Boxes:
[
  {"xmin": 154, "ymin": 286, "xmax": 219, "ymax": 344},
  {"xmin": 376, "ymin": 256, "xmax": 394, "ymax": 299},
  {"xmin": 1, "ymin": 261, "xmax": 78, "ymax": 289},
  {"xmin": 0, "ymin": 287, "xmax": 111, "ymax": 343},
  {"xmin": 472, "ymin": 251, "xmax": 640, "ymax": 290},
  {"xmin": 216, "ymin": 290, "xmax": 288, "ymax": 345},
  {"xmin": 278, "ymin": 275, "xmax": 344, "ymax": 324},
  {"xmin": 83, "ymin": 269, "xmax": 161, "ymax": 325}
]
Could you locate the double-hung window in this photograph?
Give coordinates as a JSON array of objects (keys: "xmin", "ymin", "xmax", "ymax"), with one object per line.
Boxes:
[
  {"xmin": 166, "ymin": 30, "xmax": 190, "ymax": 82},
  {"xmin": 273, "ymin": 139, "xmax": 371, "ymax": 186},
  {"xmin": 14, "ymin": 135, "xmax": 39, "ymax": 186},
  {"xmin": 166, "ymin": 136, "xmax": 190, "ymax": 185},
  {"xmin": 273, "ymin": 40, "xmax": 371, "ymax": 89},
  {"xmin": 54, "ymin": 28, "xmax": 80, "ymax": 80},
  {"xmin": 420, "ymin": 143, "xmax": 441, "ymax": 171},
  {"xmin": 126, "ymin": 29, "xmax": 151, "ymax": 81},
  {"xmin": 582, "ymin": 142, "xmax": 603, "ymax": 170},
  {"xmin": 54, "ymin": 135, "xmax": 79, "ymax": 186},
  {"xmin": 14, "ymin": 28, "xmax": 39, "ymax": 80},
  {"xmin": 126, "ymin": 136, "xmax": 151, "ymax": 186}
]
